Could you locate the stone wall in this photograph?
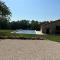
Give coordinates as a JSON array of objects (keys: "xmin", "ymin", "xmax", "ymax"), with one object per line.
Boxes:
[{"xmin": 41, "ymin": 20, "xmax": 60, "ymax": 34}]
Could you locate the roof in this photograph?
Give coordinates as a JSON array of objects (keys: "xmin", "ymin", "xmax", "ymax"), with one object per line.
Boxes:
[{"xmin": 41, "ymin": 20, "xmax": 60, "ymax": 26}]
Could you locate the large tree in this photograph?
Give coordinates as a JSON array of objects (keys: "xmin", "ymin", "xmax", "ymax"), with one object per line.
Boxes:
[{"xmin": 0, "ymin": 0, "xmax": 11, "ymax": 18}]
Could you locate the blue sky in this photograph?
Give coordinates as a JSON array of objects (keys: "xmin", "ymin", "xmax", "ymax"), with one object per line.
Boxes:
[{"xmin": 2, "ymin": 0, "xmax": 60, "ymax": 21}]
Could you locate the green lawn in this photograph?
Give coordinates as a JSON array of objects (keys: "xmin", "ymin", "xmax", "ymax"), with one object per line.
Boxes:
[
  {"xmin": 0, "ymin": 30, "xmax": 38, "ymax": 39},
  {"xmin": 45, "ymin": 34, "xmax": 60, "ymax": 42},
  {"xmin": 0, "ymin": 30, "xmax": 60, "ymax": 42}
]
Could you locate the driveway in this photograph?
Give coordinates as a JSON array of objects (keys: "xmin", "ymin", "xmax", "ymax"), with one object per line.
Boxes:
[{"xmin": 0, "ymin": 39, "xmax": 60, "ymax": 60}]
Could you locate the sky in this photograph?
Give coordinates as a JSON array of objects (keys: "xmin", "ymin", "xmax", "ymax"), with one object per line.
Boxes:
[{"xmin": 2, "ymin": 0, "xmax": 60, "ymax": 21}]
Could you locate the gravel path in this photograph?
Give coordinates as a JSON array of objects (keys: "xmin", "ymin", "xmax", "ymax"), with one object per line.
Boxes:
[{"xmin": 0, "ymin": 39, "xmax": 60, "ymax": 60}]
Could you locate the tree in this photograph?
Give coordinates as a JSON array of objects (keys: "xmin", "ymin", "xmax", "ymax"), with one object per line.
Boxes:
[
  {"xmin": 0, "ymin": 18, "xmax": 10, "ymax": 29},
  {"xmin": 30, "ymin": 20, "xmax": 40, "ymax": 30},
  {"xmin": 0, "ymin": 1, "xmax": 11, "ymax": 29},
  {"xmin": 18, "ymin": 20, "xmax": 29, "ymax": 30},
  {"xmin": 0, "ymin": 0, "xmax": 11, "ymax": 18},
  {"xmin": 10, "ymin": 20, "xmax": 29, "ymax": 30}
]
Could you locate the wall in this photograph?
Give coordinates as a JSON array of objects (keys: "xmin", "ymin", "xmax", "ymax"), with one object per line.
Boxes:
[{"xmin": 41, "ymin": 21, "xmax": 60, "ymax": 34}]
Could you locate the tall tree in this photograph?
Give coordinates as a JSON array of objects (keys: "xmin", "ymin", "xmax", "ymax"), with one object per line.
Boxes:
[
  {"xmin": 0, "ymin": 0, "xmax": 11, "ymax": 18},
  {"xmin": 0, "ymin": 18, "xmax": 10, "ymax": 29}
]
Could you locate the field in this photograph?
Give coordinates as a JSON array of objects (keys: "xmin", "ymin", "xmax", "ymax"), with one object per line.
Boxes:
[
  {"xmin": 45, "ymin": 34, "xmax": 60, "ymax": 42},
  {"xmin": 0, "ymin": 30, "xmax": 42, "ymax": 39},
  {"xmin": 0, "ymin": 30, "xmax": 60, "ymax": 42}
]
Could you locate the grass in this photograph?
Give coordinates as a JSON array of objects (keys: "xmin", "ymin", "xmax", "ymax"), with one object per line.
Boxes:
[
  {"xmin": 45, "ymin": 34, "xmax": 60, "ymax": 42},
  {"xmin": 0, "ymin": 30, "xmax": 40, "ymax": 39},
  {"xmin": 0, "ymin": 30, "xmax": 60, "ymax": 42}
]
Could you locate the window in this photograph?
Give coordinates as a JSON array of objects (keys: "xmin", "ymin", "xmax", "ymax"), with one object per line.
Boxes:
[{"xmin": 56, "ymin": 26, "xmax": 60, "ymax": 30}]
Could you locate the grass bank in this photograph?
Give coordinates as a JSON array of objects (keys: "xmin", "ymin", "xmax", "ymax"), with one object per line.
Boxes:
[
  {"xmin": 45, "ymin": 34, "xmax": 60, "ymax": 42},
  {"xmin": 1, "ymin": 30, "xmax": 60, "ymax": 42},
  {"xmin": 0, "ymin": 30, "xmax": 44, "ymax": 39}
]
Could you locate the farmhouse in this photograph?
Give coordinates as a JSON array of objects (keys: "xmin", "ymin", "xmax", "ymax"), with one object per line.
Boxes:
[{"xmin": 41, "ymin": 20, "xmax": 60, "ymax": 34}]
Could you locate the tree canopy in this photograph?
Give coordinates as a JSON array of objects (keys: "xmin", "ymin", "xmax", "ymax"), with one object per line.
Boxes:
[{"xmin": 0, "ymin": 0, "xmax": 11, "ymax": 18}]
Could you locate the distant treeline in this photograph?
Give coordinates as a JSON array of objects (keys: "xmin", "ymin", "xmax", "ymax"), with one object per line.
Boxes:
[
  {"xmin": 0, "ymin": 18, "xmax": 41, "ymax": 30},
  {"xmin": 0, "ymin": 18, "xmax": 60, "ymax": 30}
]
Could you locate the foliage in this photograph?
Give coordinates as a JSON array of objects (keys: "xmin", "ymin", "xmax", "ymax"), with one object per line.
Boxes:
[
  {"xmin": 0, "ymin": 0, "xmax": 11, "ymax": 18},
  {"xmin": 0, "ymin": 18, "xmax": 10, "ymax": 29},
  {"xmin": 30, "ymin": 20, "xmax": 40, "ymax": 30},
  {"xmin": 7, "ymin": 20, "xmax": 41, "ymax": 30}
]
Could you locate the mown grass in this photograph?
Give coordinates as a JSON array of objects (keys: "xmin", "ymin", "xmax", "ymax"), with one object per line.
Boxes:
[
  {"xmin": 1, "ymin": 30, "xmax": 60, "ymax": 42},
  {"xmin": 45, "ymin": 34, "xmax": 60, "ymax": 42},
  {"xmin": 0, "ymin": 30, "xmax": 39, "ymax": 39}
]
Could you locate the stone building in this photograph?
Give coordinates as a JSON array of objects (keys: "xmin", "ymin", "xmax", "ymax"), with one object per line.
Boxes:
[{"xmin": 41, "ymin": 20, "xmax": 60, "ymax": 34}]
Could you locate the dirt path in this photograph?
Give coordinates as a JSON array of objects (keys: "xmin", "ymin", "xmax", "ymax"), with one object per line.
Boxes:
[{"xmin": 0, "ymin": 39, "xmax": 60, "ymax": 60}]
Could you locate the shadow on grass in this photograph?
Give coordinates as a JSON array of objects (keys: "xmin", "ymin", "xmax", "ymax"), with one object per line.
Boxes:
[{"xmin": 0, "ymin": 35, "xmax": 45, "ymax": 40}]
